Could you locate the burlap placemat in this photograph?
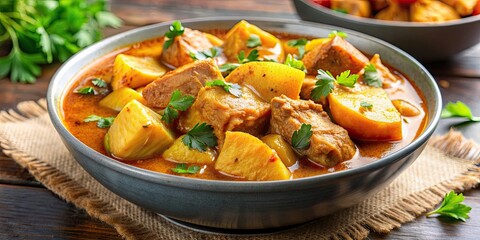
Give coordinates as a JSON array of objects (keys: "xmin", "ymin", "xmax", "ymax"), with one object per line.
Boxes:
[{"xmin": 1, "ymin": 99, "xmax": 479, "ymax": 240}]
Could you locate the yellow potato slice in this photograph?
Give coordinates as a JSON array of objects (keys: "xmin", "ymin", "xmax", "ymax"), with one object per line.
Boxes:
[
  {"xmin": 261, "ymin": 134, "xmax": 298, "ymax": 167},
  {"xmin": 112, "ymin": 54, "xmax": 167, "ymax": 90},
  {"xmin": 162, "ymin": 135, "xmax": 216, "ymax": 164},
  {"xmin": 305, "ymin": 38, "xmax": 331, "ymax": 52},
  {"xmin": 215, "ymin": 131, "xmax": 291, "ymax": 181},
  {"xmin": 99, "ymin": 87, "xmax": 146, "ymax": 111},
  {"xmin": 205, "ymin": 33, "xmax": 224, "ymax": 46}
]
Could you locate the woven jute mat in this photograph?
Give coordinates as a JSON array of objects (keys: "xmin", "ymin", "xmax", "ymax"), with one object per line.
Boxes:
[{"xmin": 1, "ymin": 99, "xmax": 480, "ymax": 240}]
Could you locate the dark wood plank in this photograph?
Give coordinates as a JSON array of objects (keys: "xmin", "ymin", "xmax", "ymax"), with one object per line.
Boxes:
[
  {"xmin": 0, "ymin": 152, "xmax": 39, "ymax": 186},
  {"xmin": 0, "ymin": 184, "xmax": 121, "ymax": 239}
]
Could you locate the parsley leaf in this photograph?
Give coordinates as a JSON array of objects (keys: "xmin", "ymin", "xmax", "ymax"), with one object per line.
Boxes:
[
  {"xmin": 284, "ymin": 54, "xmax": 306, "ymax": 71},
  {"xmin": 162, "ymin": 90, "xmax": 195, "ymax": 124},
  {"xmin": 311, "ymin": 70, "xmax": 335, "ymax": 100},
  {"xmin": 287, "ymin": 38, "xmax": 308, "ymax": 59},
  {"xmin": 182, "ymin": 123, "xmax": 217, "ymax": 152},
  {"xmin": 336, "ymin": 70, "xmax": 358, "ymax": 87},
  {"xmin": 363, "ymin": 63, "xmax": 383, "ymax": 88},
  {"xmin": 237, "ymin": 49, "xmax": 259, "ymax": 64},
  {"xmin": 84, "ymin": 114, "xmax": 115, "ymax": 128},
  {"xmin": 219, "ymin": 63, "xmax": 240, "ymax": 75},
  {"xmin": 328, "ymin": 30, "xmax": 348, "ymax": 39},
  {"xmin": 291, "ymin": 123, "xmax": 313, "ymax": 150},
  {"xmin": 171, "ymin": 163, "xmax": 200, "ymax": 174},
  {"xmin": 206, "ymin": 80, "xmax": 242, "ymax": 97},
  {"xmin": 75, "ymin": 86, "xmax": 95, "ymax": 95},
  {"xmin": 426, "ymin": 191, "xmax": 472, "ymax": 222},
  {"xmin": 441, "ymin": 101, "xmax": 480, "ymax": 121},
  {"xmin": 190, "ymin": 46, "xmax": 222, "ymax": 60},
  {"xmin": 360, "ymin": 101, "xmax": 373, "ymax": 109},
  {"xmin": 92, "ymin": 78, "xmax": 108, "ymax": 88},
  {"xmin": 246, "ymin": 34, "xmax": 262, "ymax": 48},
  {"xmin": 163, "ymin": 20, "xmax": 184, "ymax": 50}
]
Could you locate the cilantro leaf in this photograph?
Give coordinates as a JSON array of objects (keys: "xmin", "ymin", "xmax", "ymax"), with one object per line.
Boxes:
[
  {"xmin": 246, "ymin": 34, "xmax": 262, "ymax": 48},
  {"xmin": 311, "ymin": 70, "xmax": 335, "ymax": 100},
  {"xmin": 182, "ymin": 123, "xmax": 217, "ymax": 152},
  {"xmin": 441, "ymin": 101, "xmax": 480, "ymax": 121},
  {"xmin": 95, "ymin": 11, "xmax": 122, "ymax": 28},
  {"xmin": 336, "ymin": 70, "xmax": 358, "ymax": 87},
  {"xmin": 75, "ymin": 86, "xmax": 95, "ymax": 95},
  {"xmin": 171, "ymin": 163, "xmax": 200, "ymax": 174},
  {"xmin": 284, "ymin": 54, "xmax": 306, "ymax": 72},
  {"xmin": 219, "ymin": 63, "xmax": 240, "ymax": 75},
  {"xmin": 190, "ymin": 46, "xmax": 222, "ymax": 60},
  {"xmin": 206, "ymin": 80, "xmax": 242, "ymax": 97},
  {"xmin": 328, "ymin": 30, "xmax": 348, "ymax": 39},
  {"xmin": 163, "ymin": 20, "xmax": 184, "ymax": 50},
  {"xmin": 161, "ymin": 90, "xmax": 195, "ymax": 124},
  {"xmin": 360, "ymin": 101, "xmax": 373, "ymax": 109},
  {"xmin": 84, "ymin": 114, "xmax": 115, "ymax": 128},
  {"xmin": 237, "ymin": 49, "xmax": 259, "ymax": 64},
  {"xmin": 363, "ymin": 63, "xmax": 383, "ymax": 88},
  {"xmin": 291, "ymin": 123, "xmax": 313, "ymax": 150},
  {"xmin": 287, "ymin": 38, "xmax": 308, "ymax": 59},
  {"xmin": 426, "ymin": 191, "xmax": 472, "ymax": 222},
  {"xmin": 91, "ymin": 78, "xmax": 107, "ymax": 88}
]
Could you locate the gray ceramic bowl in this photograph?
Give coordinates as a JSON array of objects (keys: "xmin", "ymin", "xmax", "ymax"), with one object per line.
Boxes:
[
  {"xmin": 47, "ymin": 17, "xmax": 441, "ymax": 230},
  {"xmin": 293, "ymin": 0, "xmax": 480, "ymax": 61}
]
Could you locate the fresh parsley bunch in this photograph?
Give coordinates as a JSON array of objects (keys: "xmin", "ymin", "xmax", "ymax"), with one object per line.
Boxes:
[{"xmin": 0, "ymin": 0, "xmax": 122, "ymax": 83}]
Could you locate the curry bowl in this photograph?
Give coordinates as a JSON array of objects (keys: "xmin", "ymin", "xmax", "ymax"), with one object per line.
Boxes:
[
  {"xmin": 293, "ymin": 0, "xmax": 480, "ymax": 61},
  {"xmin": 47, "ymin": 17, "xmax": 441, "ymax": 230}
]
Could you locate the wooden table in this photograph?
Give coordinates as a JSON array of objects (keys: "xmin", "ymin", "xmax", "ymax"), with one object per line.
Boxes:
[{"xmin": 1, "ymin": 1, "xmax": 479, "ymax": 239}]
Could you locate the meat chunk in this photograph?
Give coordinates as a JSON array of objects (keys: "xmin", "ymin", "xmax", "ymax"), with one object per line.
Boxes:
[
  {"xmin": 303, "ymin": 36, "xmax": 369, "ymax": 77},
  {"xmin": 143, "ymin": 59, "xmax": 223, "ymax": 108},
  {"xmin": 331, "ymin": 0, "xmax": 371, "ymax": 17},
  {"xmin": 300, "ymin": 75, "xmax": 327, "ymax": 106},
  {"xmin": 411, "ymin": 0, "xmax": 460, "ymax": 22},
  {"xmin": 161, "ymin": 28, "xmax": 215, "ymax": 68},
  {"xmin": 369, "ymin": 54, "xmax": 400, "ymax": 88},
  {"xmin": 270, "ymin": 96, "xmax": 356, "ymax": 167},
  {"xmin": 179, "ymin": 86, "xmax": 270, "ymax": 146}
]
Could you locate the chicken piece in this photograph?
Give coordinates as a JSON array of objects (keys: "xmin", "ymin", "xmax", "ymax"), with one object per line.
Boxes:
[
  {"xmin": 270, "ymin": 96, "xmax": 356, "ymax": 167},
  {"xmin": 161, "ymin": 28, "xmax": 225, "ymax": 68},
  {"xmin": 411, "ymin": 0, "xmax": 460, "ymax": 22},
  {"xmin": 179, "ymin": 86, "xmax": 271, "ymax": 146},
  {"xmin": 302, "ymin": 36, "xmax": 369, "ymax": 77},
  {"xmin": 368, "ymin": 54, "xmax": 401, "ymax": 88},
  {"xmin": 375, "ymin": 2, "xmax": 410, "ymax": 21},
  {"xmin": 143, "ymin": 59, "xmax": 223, "ymax": 108},
  {"xmin": 441, "ymin": 0, "xmax": 478, "ymax": 16},
  {"xmin": 300, "ymin": 75, "xmax": 328, "ymax": 106},
  {"xmin": 331, "ymin": 0, "xmax": 371, "ymax": 17}
]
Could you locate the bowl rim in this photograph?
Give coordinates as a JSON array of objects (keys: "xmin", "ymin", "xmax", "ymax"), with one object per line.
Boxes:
[
  {"xmin": 47, "ymin": 16, "xmax": 442, "ymax": 192},
  {"xmin": 295, "ymin": 0, "xmax": 480, "ymax": 27}
]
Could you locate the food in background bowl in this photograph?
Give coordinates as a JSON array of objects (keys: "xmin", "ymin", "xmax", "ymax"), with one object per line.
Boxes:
[{"xmin": 61, "ymin": 20, "xmax": 427, "ymax": 181}]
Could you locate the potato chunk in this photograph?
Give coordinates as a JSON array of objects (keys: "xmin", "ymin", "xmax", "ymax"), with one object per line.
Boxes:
[
  {"xmin": 162, "ymin": 135, "xmax": 216, "ymax": 164},
  {"xmin": 225, "ymin": 61, "xmax": 304, "ymax": 102},
  {"xmin": 99, "ymin": 87, "xmax": 146, "ymax": 111},
  {"xmin": 106, "ymin": 100, "xmax": 175, "ymax": 160},
  {"xmin": 328, "ymin": 85, "xmax": 402, "ymax": 141},
  {"xmin": 261, "ymin": 134, "xmax": 297, "ymax": 167},
  {"xmin": 215, "ymin": 132, "xmax": 291, "ymax": 181},
  {"xmin": 112, "ymin": 54, "xmax": 167, "ymax": 90}
]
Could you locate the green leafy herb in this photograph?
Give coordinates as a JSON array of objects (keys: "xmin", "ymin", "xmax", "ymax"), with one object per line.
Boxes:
[
  {"xmin": 219, "ymin": 63, "xmax": 240, "ymax": 75},
  {"xmin": 333, "ymin": 8, "xmax": 348, "ymax": 14},
  {"xmin": 0, "ymin": 0, "xmax": 122, "ymax": 83},
  {"xmin": 190, "ymin": 46, "xmax": 222, "ymax": 60},
  {"xmin": 237, "ymin": 49, "xmax": 259, "ymax": 64},
  {"xmin": 328, "ymin": 30, "xmax": 348, "ymax": 39},
  {"xmin": 246, "ymin": 34, "xmax": 262, "ymax": 48},
  {"xmin": 363, "ymin": 63, "xmax": 383, "ymax": 88},
  {"xmin": 171, "ymin": 163, "xmax": 200, "ymax": 174},
  {"xmin": 336, "ymin": 70, "xmax": 358, "ymax": 87},
  {"xmin": 91, "ymin": 78, "xmax": 107, "ymax": 88},
  {"xmin": 84, "ymin": 114, "xmax": 114, "ymax": 128},
  {"xmin": 360, "ymin": 101, "xmax": 373, "ymax": 109},
  {"xmin": 441, "ymin": 101, "xmax": 480, "ymax": 121},
  {"xmin": 206, "ymin": 80, "xmax": 242, "ymax": 97},
  {"xmin": 182, "ymin": 122, "xmax": 217, "ymax": 152},
  {"xmin": 161, "ymin": 90, "xmax": 195, "ymax": 124},
  {"xmin": 291, "ymin": 123, "xmax": 313, "ymax": 150},
  {"xmin": 284, "ymin": 54, "xmax": 306, "ymax": 71},
  {"xmin": 287, "ymin": 38, "xmax": 308, "ymax": 59},
  {"xmin": 75, "ymin": 86, "xmax": 95, "ymax": 95},
  {"xmin": 163, "ymin": 20, "xmax": 184, "ymax": 50},
  {"xmin": 311, "ymin": 70, "xmax": 335, "ymax": 100},
  {"xmin": 426, "ymin": 191, "xmax": 472, "ymax": 222}
]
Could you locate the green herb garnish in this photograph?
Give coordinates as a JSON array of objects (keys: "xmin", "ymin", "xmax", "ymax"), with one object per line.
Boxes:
[
  {"xmin": 171, "ymin": 163, "xmax": 200, "ymax": 174},
  {"xmin": 92, "ymin": 78, "xmax": 108, "ymax": 88},
  {"xmin": 163, "ymin": 20, "xmax": 184, "ymax": 50},
  {"xmin": 336, "ymin": 70, "xmax": 358, "ymax": 87},
  {"xmin": 182, "ymin": 122, "xmax": 217, "ymax": 152},
  {"xmin": 328, "ymin": 30, "xmax": 348, "ymax": 39},
  {"xmin": 291, "ymin": 123, "xmax": 313, "ymax": 150},
  {"xmin": 284, "ymin": 54, "xmax": 306, "ymax": 72},
  {"xmin": 237, "ymin": 49, "xmax": 259, "ymax": 64},
  {"xmin": 162, "ymin": 90, "xmax": 195, "ymax": 124},
  {"xmin": 190, "ymin": 46, "xmax": 222, "ymax": 60},
  {"xmin": 311, "ymin": 69, "xmax": 358, "ymax": 100},
  {"xmin": 360, "ymin": 101, "xmax": 373, "ymax": 109},
  {"xmin": 84, "ymin": 114, "xmax": 114, "ymax": 128},
  {"xmin": 441, "ymin": 101, "xmax": 480, "ymax": 122},
  {"xmin": 0, "ymin": 0, "xmax": 122, "ymax": 83},
  {"xmin": 246, "ymin": 34, "xmax": 262, "ymax": 48},
  {"xmin": 219, "ymin": 63, "xmax": 241, "ymax": 75},
  {"xmin": 75, "ymin": 87, "xmax": 95, "ymax": 95},
  {"xmin": 363, "ymin": 63, "xmax": 383, "ymax": 88},
  {"xmin": 426, "ymin": 191, "xmax": 472, "ymax": 222},
  {"xmin": 206, "ymin": 80, "xmax": 242, "ymax": 97},
  {"xmin": 287, "ymin": 38, "xmax": 308, "ymax": 59}
]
